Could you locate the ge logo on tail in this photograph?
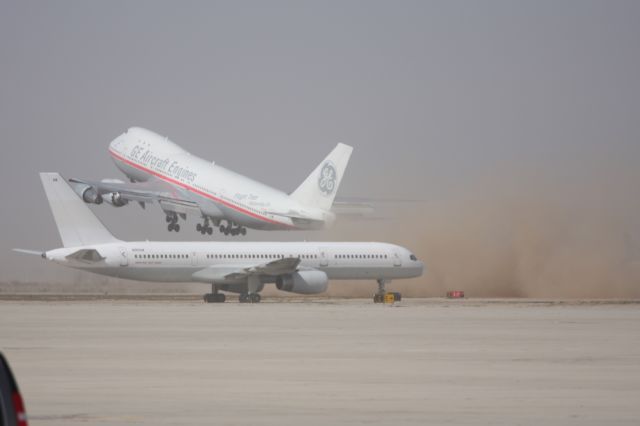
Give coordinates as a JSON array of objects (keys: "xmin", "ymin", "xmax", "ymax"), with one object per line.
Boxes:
[{"xmin": 318, "ymin": 162, "xmax": 337, "ymax": 196}]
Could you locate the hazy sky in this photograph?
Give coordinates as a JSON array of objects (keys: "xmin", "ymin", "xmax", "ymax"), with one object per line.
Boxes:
[{"xmin": 1, "ymin": 1, "xmax": 640, "ymax": 293}]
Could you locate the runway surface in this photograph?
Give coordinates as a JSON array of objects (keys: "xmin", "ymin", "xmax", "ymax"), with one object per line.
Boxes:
[{"xmin": 1, "ymin": 298, "xmax": 639, "ymax": 425}]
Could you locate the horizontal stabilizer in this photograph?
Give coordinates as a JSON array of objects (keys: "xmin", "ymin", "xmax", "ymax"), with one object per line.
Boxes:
[
  {"xmin": 12, "ymin": 248, "xmax": 44, "ymax": 257},
  {"xmin": 331, "ymin": 201, "xmax": 375, "ymax": 217}
]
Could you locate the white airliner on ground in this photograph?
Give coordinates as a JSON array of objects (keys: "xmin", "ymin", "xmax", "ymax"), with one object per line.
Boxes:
[
  {"xmin": 15, "ymin": 173, "xmax": 424, "ymax": 303},
  {"xmin": 70, "ymin": 127, "xmax": 364, "ymax": 236}
]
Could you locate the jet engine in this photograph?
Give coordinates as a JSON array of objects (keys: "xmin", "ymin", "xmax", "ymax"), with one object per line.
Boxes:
[
  {"xmin": 72, "ymin": 183, "xmax": 103, "ymax": 204},
  {"xmin": 275, "ymin": 270, "xmax": 328, "ymax": 294},
  {"xmin": 103, "ymin": 192, "xmax": 128, "ymax": 207}
]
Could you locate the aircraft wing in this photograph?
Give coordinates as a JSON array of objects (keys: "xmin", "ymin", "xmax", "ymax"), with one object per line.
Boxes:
[
  {"xmin": 240, "ymin": 257, "xmax": 301, "ymax": 276},
  {"xmin": 68, "ymin": 176, "xmax": 203, "ymax": 218},
  {"xmin": 69, "ymin": 177, "xmax": 189, "ymax": 203},
  {"xmin": 191, "ymin": 257, "xmax": 301, "ymax": 283}
]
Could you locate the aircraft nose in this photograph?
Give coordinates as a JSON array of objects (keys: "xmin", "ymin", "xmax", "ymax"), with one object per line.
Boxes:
[{"xmin": 412, "ymin": 260, "xmax": 425, "ymax": 278}]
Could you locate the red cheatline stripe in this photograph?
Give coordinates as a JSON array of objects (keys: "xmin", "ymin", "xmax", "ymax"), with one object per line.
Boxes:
[{"xmin": 108, "ymin": 149, "xmax": 295, "ymax": 228}]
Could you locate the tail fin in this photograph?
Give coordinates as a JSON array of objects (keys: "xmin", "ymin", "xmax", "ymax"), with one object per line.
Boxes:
[
  {"xmin": 290, "ymin": 143, "xmax": 353, "ymax": 211},
  {"xmin": 40, "ymin": 173, "xmax": 119, "ymax": 247}
]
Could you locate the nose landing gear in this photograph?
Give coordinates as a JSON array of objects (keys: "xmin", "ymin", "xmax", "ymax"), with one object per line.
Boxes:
[{"xmin": 373, "ymin": 279, "xmax": 402, "ymax": 303}]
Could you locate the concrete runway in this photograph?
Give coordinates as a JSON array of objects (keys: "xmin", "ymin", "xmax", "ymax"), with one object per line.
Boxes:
[{"xmin": 1, "ymin": 298, "xmax": 639, "ymax": 425}]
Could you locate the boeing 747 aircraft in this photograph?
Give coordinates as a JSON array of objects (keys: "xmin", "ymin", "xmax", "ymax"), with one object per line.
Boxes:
[
  {"xmin": 15, "ymin": 173, "xmax": 424, "ymax": 303},
  {"xmin": 70, "ymin": 127, "xmax": 361, "ymax": 236}
]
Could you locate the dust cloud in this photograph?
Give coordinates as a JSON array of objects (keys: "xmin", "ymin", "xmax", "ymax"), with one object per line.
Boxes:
[{"xmin": 325, "ymin": 173, "xmax": 640, "ymax": 299}]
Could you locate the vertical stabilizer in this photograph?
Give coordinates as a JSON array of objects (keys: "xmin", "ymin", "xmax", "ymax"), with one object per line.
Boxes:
[
  {"xmin": 40, "ymin": 173, "xmax": 119, "ymax": 247},
  {"xmin": 290, "ymin": 143, "xmax": 353, "ymax": 211}
]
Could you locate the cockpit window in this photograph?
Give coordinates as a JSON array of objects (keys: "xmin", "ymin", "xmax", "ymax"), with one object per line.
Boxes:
[{"xmin": 410, "ymin": 254, "xmax": 418, "ymax": 261}]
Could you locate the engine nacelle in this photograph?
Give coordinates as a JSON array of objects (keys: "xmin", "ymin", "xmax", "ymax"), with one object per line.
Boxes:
[
  {"xmin": 275, "ymin": 270, "xmax": 329, "ymax": 294},
  {"xmin": 103, "ymin": 192, "xmax": 128, "ymax": 207},
  {"xmin": 73, "ymin": 183, "xmax": 103, "ymax": 204}
]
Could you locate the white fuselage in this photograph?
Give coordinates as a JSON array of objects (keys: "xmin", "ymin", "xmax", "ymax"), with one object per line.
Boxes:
[
  {"xmin": 45, "ymin": 241, "xmax": 424, "ymax": 285},
  {"xmin": 108, "ymin": 127, "xmax": 333, "ymax": 230}
]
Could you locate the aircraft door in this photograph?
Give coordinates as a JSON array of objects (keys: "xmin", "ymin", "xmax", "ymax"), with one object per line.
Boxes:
[
  {"xmin": 393, "ymin": 252, "xmax": 402, "ymax": 267},
  {"xmin": 191, "ymin": 251, "xmax": 198, "ymax": 266},
  {"xmin": 319, "ymin": 250, "xmax": 329, "ymax": 267},
  {"xmin": 119, "ymin": 247, "xmax": 128, "ymax": 267}
]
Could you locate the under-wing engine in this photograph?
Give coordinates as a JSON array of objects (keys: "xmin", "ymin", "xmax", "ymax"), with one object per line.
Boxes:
[
  {"xmin": 103, "ymin": 192, "xmax": 128, "ymax": 207},
  {"xmin": 275, "ymin": 270, "xmax": 328, "ymax": 294},
  {"xmin": 72, "ymin": 183, "xmax": 103, "ymax": 204}
]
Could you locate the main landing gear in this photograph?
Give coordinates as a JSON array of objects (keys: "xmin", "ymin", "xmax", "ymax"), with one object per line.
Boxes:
[
  {"xmin": 239, "ymin": 276, "xmax": 262, "ymax": 303},
  {"xmin": 196, "ymin": 218, "xmax": 247, "ymax": 236},
  {"xmin": 373, "ymin": 279, "xmax": 402, "ymax": 303},
  {"xmin": 203, "ymin": 285, "xmax": 226, "ymax": 303},
  {"xmin": 196, "ymin": 218, "xmax": 214, "ymax": 235},
  {"xmin": 239, "ymin": 293, "xmax": 261, "ymax": 303},
  {"xmin": 219, "ymin": 221, "xmax": 247, "ymax": 237},
  {"xmin": 166, "ymin": 213, "xmax": 181, "ymax": 232},
  {"xmin": 203, "ymin": 282, "xmax": 262, "ymax": 303}
]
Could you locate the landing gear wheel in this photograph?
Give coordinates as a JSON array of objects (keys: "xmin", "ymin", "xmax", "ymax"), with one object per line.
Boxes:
[
  {"xmin": 174, "ymin": 224, "xmax": 180, "ymax": 232},
  {"xmin": 373, "ymin": 293, "xmax": 384, "ymax": 303},
  {"xmin": 196, "ymin": 223, "xmax": 202, "ymax": 232},
  {"xmin": 203, "ymin": 293, "xmax": 226, "ymax": 303},
  {"xmin": 239, "ymin": 293, "xmax": 249, "ymax": 303},
  {"xmin": 249, "ymin": 293, "xmax": 261, "ymax": 303},
  {"xmin": 240, "ymin": 228, "xmax": 247, "ymax": 236},
  {"xmin": 206, "ymin": 227, "xmax": 213, "ymax": 235},
  {"xmin": 168, "ymin": 223, "xmax": 175, "ymax": 232},
  {"xmin": 219, "ymin": 225, "xmax": 225, "ymax": 233}
]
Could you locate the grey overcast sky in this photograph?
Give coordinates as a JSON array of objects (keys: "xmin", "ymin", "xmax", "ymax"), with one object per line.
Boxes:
[{"xmin": 1, "ymin": 1, "xmax": 640, "ymax": 295}]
